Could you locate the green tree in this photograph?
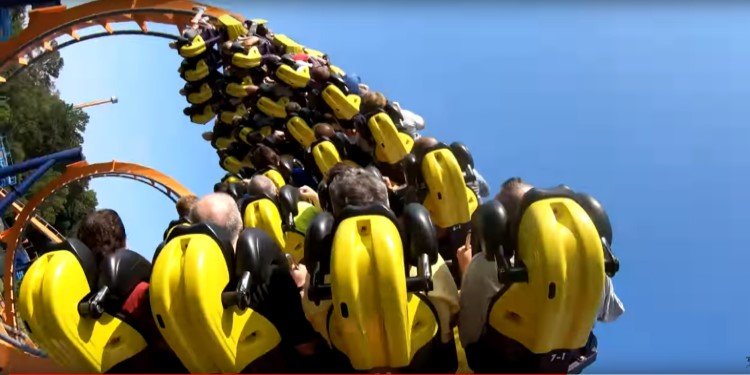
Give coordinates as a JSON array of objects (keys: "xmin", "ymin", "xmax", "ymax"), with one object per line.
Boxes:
[{"xmin": 0, "ymin": 9, "xmax": 98, "ymax": 237}]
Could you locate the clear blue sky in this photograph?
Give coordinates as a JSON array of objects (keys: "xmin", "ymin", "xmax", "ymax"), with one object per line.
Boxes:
[{"xmin": 50, "ymin": 1, "xmax": 750, "ymax": 372}]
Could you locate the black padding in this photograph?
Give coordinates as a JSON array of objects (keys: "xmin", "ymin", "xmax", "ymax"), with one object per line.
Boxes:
[
  {"xmin": 163, "ymin": 217, "xmax": 190, "ymax": 240},
  {"xmin": 303, "ymin": 211, "xmax": 335, "ymax": 272},
  {"xmin": 58, "ymin": 238, "xmax": 98, "ymax": 290},
  {"xmin": 450, "ymin": 142, "xmax": 475, "ymax": 169},
  {"xmin": 317, "ymin": 181, "xmax": 332, "ymax": 212},
  {"xmin": 471, "ymin": 201, "xmax": 509, "ymax": 262},
  {"xmin": 278, "ymin": 155, "xmax": 295, "ymax": 180},
  {"xmin": 401, "ymin": 203, "xmax": 438, "ymax": 265},
  {"xmin": 278, "ymin": 185, "xmax": 300, "ymax": 229},
  {"xmin": 517, "ymin": 185, "xmax": 575, "ymax": 218},
  {"xmin": 226, "ymin": 182, "xmax": 246, "ymax": 200},
  {"xmin": 574, "ymin": 193, "xmax": 613, "ymax": 246},
  {"xmin": 97, "ymin": 250, "xmax": 151, "ymax": 302},
  {"xmin": 234, "ymin": 228, "xmax": 288, "ymax": 285},
  {"xmin": 152, "ymin": 241, "xmax": 166, "ymax": 265},
  {"xmin": 166, "ymin": 223, "xmax": 235, "ymax": 269},
  {"xmin": 402, "ymin": 153, "xmax": 421, "ymax": 189}
]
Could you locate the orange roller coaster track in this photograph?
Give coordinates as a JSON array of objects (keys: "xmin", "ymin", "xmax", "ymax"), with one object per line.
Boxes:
[
  {"xmin": 1, "ymin": 160, "xmax": 193, "ymax": 328},
  {"xmin": 0, "ymin": 0, "xmax": 244, "ymax": 82}
]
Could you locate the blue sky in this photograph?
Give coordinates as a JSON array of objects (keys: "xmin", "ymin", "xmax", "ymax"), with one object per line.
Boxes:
[{"xmin": 48, "ymin": 1, "xmax": 750, "ymax": 372}]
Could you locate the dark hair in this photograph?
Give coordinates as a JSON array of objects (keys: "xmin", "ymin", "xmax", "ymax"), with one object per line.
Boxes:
[
  {"xmin": 176, "ymin": 195, "xmax": 198, "ymax": 218},
  {"xmin": 251, "ymin": 144, "xmax": 280, "ymax": 170},
  {"xmin": 501, "ymin": 177, "xmax": 525, "ymax": 189},
  {"xmin": 77, "ymin": 209, "xmax": 127, "ymax": 260}
]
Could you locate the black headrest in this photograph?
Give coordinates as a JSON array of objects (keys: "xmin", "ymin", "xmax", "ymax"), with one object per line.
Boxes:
[
  {"xmin": 278, "ymin": 155, "xmax": 295, "ymax": 179},
  {"xmin": 165, "ymin": 223, "xmax": 235, "ymax": 269},
  {"xmin": 56, "ymin": 238, "xmax": 98, "ymax": 290},
  {"xmin": 234, "ymin": 228, "xmax": 289, "ymax": 285},
  {"xmin": 401, "ymin": 203, "xmax": 438, "ymax": 265},
  {"xmin": 303, "ymin": 211, "xmax": 335, "ymax": 271},
  {"xmin": 573, "ymin": 193, "xmax": 613, "ymax": 246},
  {"xmin": 97, "ymin": 249, "xmax": 151, "ymax": 302},
  {"xmin": 471, "ymin": 200, "xmax": 509, "ymax": 261},
  {"xmin": 449, "ymin": 142, "xmax": 474, "ymax": 169},
  {"xmin": 278, "ymin": 185, "xmax": 300, "ymax": 227},
  {"xmin": 226, "ymin": 182, "xmax": 247, "ymax": 200}
]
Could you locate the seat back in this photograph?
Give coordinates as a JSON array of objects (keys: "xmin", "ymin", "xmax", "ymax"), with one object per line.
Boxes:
[
  {"xmin": 419, "ymin": 146, "xmax": 478, "ymax": 228},
  {"xmin": 240, "ymin": 195, "xmax": 286, "ymax": 250},
  {"xmin": 150, "ymin": 224, "xmax": 281, "ymax": 373},
  {"xmin": 309, "ymin": 204, "xmax": 439, "ymax": 371},
  {"xmin": 310, "ymin": 139, "xmax": 343, "ymax": 179},
  {"xmin": 484, "ymin": 191, "xmax": 607, "ymax": 354},
  {"xmin": 368, "ymin": 112, "xmax": 414, "ymax": 165},
  {"xmin": 17, "ymin": 240, "xmax": 147, "ymax": 373},
  {"xmin": 286, "ymin": 116, "xmax": 316, "ymax": 149},
  {"xmin": 322, "ymin": 83, "xmax": 361, "ymax": 120}
]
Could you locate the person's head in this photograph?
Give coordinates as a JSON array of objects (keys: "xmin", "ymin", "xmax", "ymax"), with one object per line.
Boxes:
[
  {"xmin": 313, "ymin": 123, "xmax": 335, "ymax": 140},
  {"xmin": 328, "ymin": 167, "xmax": 389, "ymax": 216},
  {"xmin": 495, "ymin": 177, "xmax": 534, "ymax": 224},
  {"xmin": 311, "ymin": 65, "xmax": 331, "ymax": 82},
  {"xmin": 77, "ymin": 209, "xmax": 127, "ymax": 261},
  {"xmin": 176, "ymin": 195, "xmax": 198, "ymax": 219},
  {"xmin": 190, "ymin": 193, "xmax": 244, "ymax": 248},
  {"xmin": 251, "ymin": 144, "xmax": 280, "ymax": 170},
  {"xmin": 247, "ymin": 174, "xmax": 279, "ymax": 197},
  {"xmin": 360, "ymin": 91, "xmax": 387, "ymax": 115},
  {"xmin": 412, "ymin": 136, "xmax": 439, "ymax": 157}
]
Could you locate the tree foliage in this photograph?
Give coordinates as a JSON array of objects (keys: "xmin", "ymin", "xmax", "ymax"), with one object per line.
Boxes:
[{"xmin": 0, "ymin": 11, "xmax": 98, "ymax": 236}]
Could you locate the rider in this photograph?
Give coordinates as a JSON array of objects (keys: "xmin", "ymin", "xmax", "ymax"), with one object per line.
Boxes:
[
  {"xmin": 163, "ymin": 195, "xmax": 198, "ymax": 239},
  {"xmin": 458, "ymin": 177, "xmax": 624, "ymax": 371},
  {"xmin": 77, "ymin": 210, "xmax": 185, "ymax": 373}
]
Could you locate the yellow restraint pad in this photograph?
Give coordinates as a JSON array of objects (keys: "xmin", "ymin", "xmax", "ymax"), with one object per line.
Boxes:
[
  {"xmin": 488, "ymin": 198, "xmax": 606, "ymax": 354},
  {"xmin": 326, "ymin": 215, "xmax": 438, "ymax": 370},
  {"xmin": 243, "ymin": 198, "xmax": 286, "ymax": 250},
  {"xmin": 368, "ymin": 112, "xmax": 414, "ymax": 165},
  {"xmin": 150, "ymin": 232, "xmax": 281, "ymax": 373},
  {"xmin": 18, "ymin": 251, "xmax": 146, "ymax": 373},
  {"xmin": 421, "ymin": 148, "xmax": 478, "ymax": 228}
]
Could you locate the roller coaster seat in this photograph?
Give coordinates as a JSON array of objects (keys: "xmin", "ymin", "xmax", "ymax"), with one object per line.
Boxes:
[
  {"xmin": 404, "ymin": 143, "xmax": 479, "ymax": 230},
  {"xmin": 286, "ymin": 116, "xmax": 316, "ymax": 149},
  {"xmin": 257, "ymin": 96, "xmax": 290, "ymax": 119},
  {"xmin": 179, "ymin": 58, "xmax": 210, "ymax": 82},
  {"xmin": 322, "ymin": 83, "xmax": 361, "ymax": 120},
  {"xmin": 18, "ymin": 241, "xmax": 150, "ymax": 373},
  {"xmin": 150, "ymin": 223, "xmax": 300, "ymax": 373},
  {"xmin": 239, "ymin": 192, "xmax": 286, "ymax": 251},
  {"xmin": 184, "ymin": 103, "xmax": 215, "ymax": 124},
  {"xmin": 367, "ymin": 111, "xmax": 415, "ymax": 165},
  {"xmin": 274, "ymin": 56, "xmax": 311, "ymax": 89},
  {"xmin": 277, "ymin": 185, "xmax": 321, "ymax": 264},
  {"xmin": 465, "ymin": 188, "xmax": 619, "ymax": 373},
  {"xmin": 225, "ymin": 75, "xmax": 257, "ymax": 98},
  {"xmin": 182, "ymin": 81, "xmax": 214, "ymax": 105},
  {"xmin": 307, "ymin": 137, "xmax": 360, "ymax": 182},
  {"xmin": 177, "ymin": 30, "xmax": 207, "ymax": 59},
  {"xmin": 303, "ymin": 203, "xmax": 458, "ymax": 373}
]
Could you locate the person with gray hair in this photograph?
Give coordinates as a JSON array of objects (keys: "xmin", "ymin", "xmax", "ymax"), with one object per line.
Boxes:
[
  {"xmin": 247, "ymin": 174, "xmax": 278, "ymax": 197},
  {"xmin": 328, "ymin": 167, "xmax": 389, "ymax": 216},
  {"xmin": 189, "ymin": 192, "xmax": 244, "ymax": 248}
]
